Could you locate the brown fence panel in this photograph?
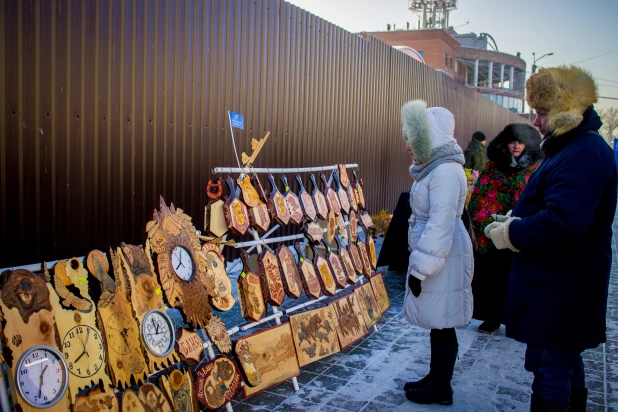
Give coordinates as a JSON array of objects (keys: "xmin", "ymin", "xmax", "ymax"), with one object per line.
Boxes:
[{"xmin": 0, "ymin": 0, "xmax": 527, "ymax": 267}]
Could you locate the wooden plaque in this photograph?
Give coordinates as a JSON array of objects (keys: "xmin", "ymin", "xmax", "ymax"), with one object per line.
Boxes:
[
  {"xmin": 353, "ymin": 171, "xmax": 366, "ymax": 210},
  {"xmin": 347, "ymin": 185, "xmax": 359, "ymax": 213},
  {"xmin": 237, "ymin": 251, "xmax": 267, "ymax": 322},
  {"xmin": 202, "ymin": 243, "xmax": 235, "ymax": 312},
  {"xmin": 338, "ymin": 164, "xmax": 350, "ymax": 189},
  {"xmin": 370, "ymin": 273, "xmax": 391, "ymax": 314},
  {"xmin": 357, "ymin": 239, "xmax": 373, "ymax": 278},
  {"xmin": 296, "ymin": 174, "xmax": 317, "ymax": 222},
  {"xmin": 280, "ymin": 175, "xmax": 304, "ymax": 225},
  {"xmin": 359, "ymin": 211, "xmax": 375, "ymax": 232},
  {"xmin": 327, "ymin": 210, "xmax": 336, "ymax": 244},
  {"xmin": 0, "ymin": 268, "xmax": 71, "ymax": 412},
  {"xmin": 266, "ymin": 173, "xmax": 291, "ymax": 225},
  {"xmin": 208, "ymin": 199, "xmax": 228, "ymax": 238},
  {"xmin": 146, "ymin": 197, "xmax": 213, "ymax": 328},
  {"xmin": 328, "ymin": 293, "xmax": 368, "ymax": 349},
  {"xmin": 206, "ymin": 316, "xmax": 232, "ymax": 354},
  {"xmin": 355, "ymin": 282, "xmax": 381, "ymax": 329},
  {"xmin": 336, "ymin": 213, "xmax": 348, "ymax": 245},
  {"xmin": 206, "ymin": 177, "xmax": 223, "ymax": 200},
  {"xmin": 290, "ymin": 306, "xmax": 340, "ymax": 366},
  {"xmin": 138, "ymin": 383, "xmax": 173, "ymax": 412},
  {"xmin": 93, "ymin": 249, "xmax": 149, "ymax": 389},
  {"xmin": 304, "ymin": 221, "xmax": 324, "ymax": 244},
  {"xmin": 275, "ymin": 245, "xmax": 303, "ymax": 299},
  {"xmin": 309, "ymin": 173, "xmax": 329, "ymax": 221},
  {"xmin": 237, "ymin": 175, "xmax": 261, "ymax": 208},
  {"xmin": 257, "ymin": 249, "xmax": 286, "ymax": 306},
  {"xmin": 174, "ymin": 328, "xmax": 205, "ymax": 365},
  {"xmin": 366, "ymin": 235, "xmax": 377, "ymax": 270},
  {"xmin": 118, "ymin": 243, "xmax": 180, "ymax": 372},
  {"xmin": 75, "ymin": 386, "xmax": 119, "ymax": 412},
  {"xmin": 322, "ymin": 239, "xmax": 348, "ymax": 289},
  {"xmin": 235, "ymin": 323, "xmax": 301, "ymax": 397},
  {"xmin": 250, "ymin": 175, "xmax": 272, "ymax": 233},
  {"xmin": 222, "ymin": 176, "xmax": 251, "ymax": 235},
  {"xmin": 159, "ymin": 369, "xmax": 200, "ymax": 412},
  {"xmin": 310, "ymin": 244, "xmax": 337, "ymax": 296},
  {"xmin": 195, "ymin": 356, "xmax": 242, "ymax": 410},
  {"xmin": 49, "ymin": 258, "xmax": 111, "ymax": 401},
  {"xmin": 122, "ymin": 390, "xmax": 145, "ymax": 412},
  {"xmin": 294, "ymin": 242, "xmax": 322, "ymax": 300},
  {"xmin": 349, "ymin": 210, "xmax": 359, "ymax": 243},
  {"xmin": 335, "ymin": 237, "xmax": 357, "ymax": 285},
  {"xmin": 334, "ymin": 170, "xmax": 351, "ymax": 215},
  {"xmin": 321, "ymin": 172, "xmax": 342, "ymax": 216}
]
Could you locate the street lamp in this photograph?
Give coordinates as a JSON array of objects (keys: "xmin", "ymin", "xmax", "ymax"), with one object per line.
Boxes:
[{"xmin": 531, "ymin": 52, "xmax": 554, "ymax": 74}]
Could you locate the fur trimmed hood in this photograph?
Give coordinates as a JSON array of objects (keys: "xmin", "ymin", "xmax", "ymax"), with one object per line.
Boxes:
[
  {"xmin": 526, "ymin": 65, "xmax": 598, "ymax": 136},
  {"xmin": 487, "ymin": 123, "xmax": 544, "ymax": 173},
  {"xmin": 401, "ymin": 100, "xmax": 457, "ymax": 163}
]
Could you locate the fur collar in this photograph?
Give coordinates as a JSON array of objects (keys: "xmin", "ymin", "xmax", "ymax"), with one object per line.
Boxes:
[
  {"xmin": 487, "ymin": 123, "xmax": 543, "ymax": 173},
  {"xmin": 541, "ymin": 107, "xmax": 603, "ymax": 156}
]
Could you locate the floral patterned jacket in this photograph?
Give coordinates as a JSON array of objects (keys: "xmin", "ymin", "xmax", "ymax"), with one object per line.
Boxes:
[{"xmin": 468, "ymin": 161, "xmax": 538, "ymax": 253}]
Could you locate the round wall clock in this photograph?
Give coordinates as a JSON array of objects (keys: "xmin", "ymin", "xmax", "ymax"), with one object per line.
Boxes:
[
  {"xmin": 15, "ymin": 345, "xmax": 69, "ymax": 408},
  {"xmin": 171, "ymin": 246, "xmax": 195, "ymax": 281},
  {"xmin": 142, "ymin": 309, "xmax": 175, "ymax": 357},
  {"xmin": 106, "ymin": 312, "xmax": 139, "ymax": 355},
  {"xmin": 62, "ymin": 325, "xmax": 105, "ymax": 378}
]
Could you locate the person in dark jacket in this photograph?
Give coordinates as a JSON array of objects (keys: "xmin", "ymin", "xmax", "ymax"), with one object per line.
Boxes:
[
  {"xmin": 468, "ymin": 123, "xmax": 543, "ymax": 334},
  {"xmin": 464, "ymin": 131, "xmax": 488, "ymax": 170},
  {"xmin": 485, "ymin": 66, "xmax": 617, "ymax": 411}
]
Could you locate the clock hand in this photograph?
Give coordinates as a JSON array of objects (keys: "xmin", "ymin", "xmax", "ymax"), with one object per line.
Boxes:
[
  {"xmin": 38, "ymin": 364, "xmax": 48, "ymax": 399},
  {"xmin": 151, "ymin": 318, "xmax": 159, "ymax": 335}
]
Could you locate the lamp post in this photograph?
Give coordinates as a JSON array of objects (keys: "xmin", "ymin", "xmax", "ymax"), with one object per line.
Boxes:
[{"xmin": 529, "ymin": 52, "xmax": 554, "ymax": 120}]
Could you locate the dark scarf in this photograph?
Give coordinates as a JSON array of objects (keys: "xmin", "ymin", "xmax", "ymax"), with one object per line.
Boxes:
[{"xmin": 541, "ymin": 107, "xmax": 602, "ymax": 157}]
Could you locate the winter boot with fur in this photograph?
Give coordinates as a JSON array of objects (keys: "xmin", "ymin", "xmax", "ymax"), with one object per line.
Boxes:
[{"xmin": 405, "ymin": 342, "xmax": 458, "ymax": 405}]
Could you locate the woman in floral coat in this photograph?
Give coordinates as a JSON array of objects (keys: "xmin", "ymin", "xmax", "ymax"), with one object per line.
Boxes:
[{"xmin": 468, "ymin": 123, "xmax": 543, "ymax": 333}]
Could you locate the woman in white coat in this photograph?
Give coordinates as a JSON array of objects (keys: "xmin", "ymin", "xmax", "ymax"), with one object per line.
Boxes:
[{"xmin": 401, "ymin": 101, "xmax": 474, "ymax": 406}]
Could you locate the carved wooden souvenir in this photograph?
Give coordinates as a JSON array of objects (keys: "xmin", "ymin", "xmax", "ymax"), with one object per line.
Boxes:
[
  {"xmin": 208, "ymin": 199, "xmax": 229, "ymax": 238},
  {"xmin": 321, "ymin": 239, "xmax": 348, "ymax": 289},
  {"xmin": 295, "ymin": 174, "xmax": 317, "ymax": 221},
  {"xmin": 75, "ymin": 386, "xmax": 119, "ymax": 412},
  {"xmin": 321, "ymin": 172, "xmax": 342, "ymax": 216},
  {"xmin": 327, "ymin": 210, "xmax": 336, "ymax": 243},
  {"xmin": 0, "ymin": 267, "xmax": 71, "ymax": 411},
  {"xmin": 347, "ymin": 182, "xmax": 359, "ymax": 213},
  {"xmin": 174, "ymin": 328, "xmax": 205, "ymax": 365},
  {"xmin": 336, "ymin": 213, "xmax": 348, "ymax": 244},
  {"xmin": 348, "ymin": 240, "xmax": 364, "ymax": 276},
  {"xmin": 237, "ymin": 175, "xmax": 261, "ymax": 208},
  {"xmin": 257, "ymin": 248, "xmax": 286, "ymax": 306},
  {"xmin": 338, "ymin": 164, "xmax": 350, "ymax": 189},
  {"xmin": 357, "ymin": 239, "xmax": 373, "ymax": 277},
  {"xmin": 49, "ymin": 258, "xmax": 111, "ymax": 401},
  {"xmin": 237, "ymin": 251, "xmax": 267, "ymax": 322},
  {"xmin": 222, "ymin": 176, "xmax": 251, "ymax": 235},
  {"xmin": 360, "ymin": 211, "xmax": 375, "ymax": 233},
  {"xmin": 334, "ymin": 170, "xmax": 351, "ymax": 215},
  {"xmin": 352, "ymin": 170, "xmax": 365, "ymax": 210},
  {"xmin": 236, "ymin": 323, "xmax": 301, "ymax": 397},
  {"xmin": 122, "ymin": 390, "xmax": 145, "ymax": 412},
  {"xmin": 370, "ymin": 273, "xmax": 391, "ymax": 314},
  {"xmin": 266, "ymin": 173, "xmax": 290, "ymax": 225},
  {"xmin": 309, "ymin": 173, "xmax": 329, "ymax": 220},
  {"xmin": 349, "ymin": 210, "xmax": 359, "ymax": 243},
  {"xmin": 249, "ymin": 175, "xmax": 272, "ymax": 233},
  {"xmin": 91, "ymin": 249, "xmax": 148, "ymax": 389},
  {"xmin": 202, "ymin": 243, "xmax": 235, "ymax": 312},
  {"xmin": 366, "ymin": 235, "xmax": 377, "ymax": 270},
  {"xmin": 280, "ymin": 175, "xmax": 304, "ymax": 225},
  {"xmin": 206, "ymin": 316, "xmax": 232, "ymax": 354},
  {"xmin": 138, "ymin": 383, "xmax": 173, "ymax": 412},
  {"xmin": 335, "ymin": 236, "xmax": 357, "ymax": 285},
  {"xmin": 147, "ymin": 197, "xmax": 213, "ymax": 328},
  {"xmin": 309, "ymin": 243, "xmax": 337, "ymax": 296},
  {"xmin": 195, "ymin": 356, "xmax": 242, "ymax": 409},
  {"xmin": 276, "ymin": 245, "xmax": 303, "ymax": 299},
  {"xmin": 293, "ymin": 242, "xmax": 322, "ymax": 300},
  {"xmin": 206, "ymin": 177, "xmax": 223, "ymax": 200},
  {"xmin": 328, "ymin": 293, "xmax": 368, "ymax": 349},
  {"xmin": 304, "ymin": 221, "xmax": 324, "ymax": 244},
  {"xmin": 290, "ymin": 306, "xmax": 340, "ymax": 366},
  {"xmin": 117, "ymin": 243, "xmax": 180, "ymax": 372},
  {"xmin": 159, "ymin": 369, "xmax": 199, "ymax": 412},
  {"xmin": 355, "ymin": 282, "xmax": 381, "ymax": 329}
]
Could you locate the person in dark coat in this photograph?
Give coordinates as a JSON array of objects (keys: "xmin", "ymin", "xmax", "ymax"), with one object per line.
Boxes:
[
  {"xmin": 468, "ymin": 123, "xmax": 543, "ymax": 334},
  {"xmin": 485, "ymin": 65, "xmax": 617, "ymax": 411},
  {"xmin": 464, "ymin": 131, "xmax": 488, "ymax": 170}
]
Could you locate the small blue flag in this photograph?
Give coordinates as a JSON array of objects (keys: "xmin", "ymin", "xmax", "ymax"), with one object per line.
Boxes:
[{"xmin": 229, "ymin": 112, "xmax": 244, "ymax": 130}]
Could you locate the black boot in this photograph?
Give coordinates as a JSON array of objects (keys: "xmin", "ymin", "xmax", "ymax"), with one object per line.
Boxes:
[
  {"xmin": 569, "ymin": 387, "xmax": 587, "ymax": 412},
  {"xmin": 404, "ymin": 336, "xmax": 436, "ymax": 391},
  {"xmin": 405, "ymin": 342, "xmax": 458, "ymax": 405},
  {"xmin": 530, "ymin": 393, "xmax": 571, "ymax": 412}
]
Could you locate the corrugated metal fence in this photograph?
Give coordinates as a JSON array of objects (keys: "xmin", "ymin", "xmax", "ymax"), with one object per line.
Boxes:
[{"xmin": 0, "ymin": 0, "xmax": 526, "ymax": 268}]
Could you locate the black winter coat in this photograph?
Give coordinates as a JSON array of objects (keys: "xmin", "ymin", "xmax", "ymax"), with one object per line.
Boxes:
[{"xmin": 506, "ymin": 108, "xmax": 617, "ymax": 349}]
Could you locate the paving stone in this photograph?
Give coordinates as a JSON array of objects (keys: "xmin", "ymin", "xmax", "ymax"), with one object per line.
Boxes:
[{"xmin": 359, "ymin": 401, "xmax": 399, "ymax": 412}]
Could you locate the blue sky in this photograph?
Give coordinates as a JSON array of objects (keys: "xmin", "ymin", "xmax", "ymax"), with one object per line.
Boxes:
[{"xmin": 287, "ymin": 0, "xmax": 618, "ymax": 111}]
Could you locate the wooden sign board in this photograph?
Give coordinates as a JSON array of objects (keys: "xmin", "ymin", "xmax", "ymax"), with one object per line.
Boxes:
[
  {"xmin": 174, "ymin": 328, "xmax": 205, "ymax": 365},
  {"xmin": 235, "ymin": 323, "xmax": 301, "ymax": 398},
  {"xmin": 289, "ymin": 306, "xmax": 340, "ymax": 366},
  {"xmin": 355, "ymin": 282, "xmax": 381, "ymax": 329},
  {"xmin": 195, "ymin": 356, "xmax": 242, "ymax": 410},
  {"xmin": 370, "ymin": 273, "xmax": 391, "ymax": 314},
  {"xmin": 328, "ymin": 293, "xmax": 368, "ymax": 350}
]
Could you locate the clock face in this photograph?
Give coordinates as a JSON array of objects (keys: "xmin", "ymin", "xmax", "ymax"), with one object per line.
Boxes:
[
  {"xmin": 16, "ymin": 346, "xmax": 69, "ymax": 408},
  {"xmin": 142, "ymin": 309, "xmax": 175, "ymax": 357},
  {"xmin": 62, "ymin": 325, "xmax": 105, "ymax": 378},
  {"xmin": 106, "ymin": 312, "xmax": 138, "ymax": 355},
  {"xmin": 171, "ymin": 246, "xmax": 194, "ymax": 281}
]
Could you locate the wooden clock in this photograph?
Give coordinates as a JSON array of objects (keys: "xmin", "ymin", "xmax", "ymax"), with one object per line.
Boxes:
[
  {"xmin": 117, "ymin": 242, "xmax": 180, "ymax": 372},
  {"xmin": 49, "ymin": 258, "xmax": 111, "ymax": 402},
  {"xmin": 0, "ymin": 267, "xmax": 71, "ymax": 411},
  {"xmin": 146, "ymin": 196, "xmax": 214, "ymax": 328},
  {"xmin": 14, "ymin": 345, "xmax": 69, "ymax": 408},
  {"xmin": 89, "ymin": 249, "xmax": 149, "ymax": 389}
]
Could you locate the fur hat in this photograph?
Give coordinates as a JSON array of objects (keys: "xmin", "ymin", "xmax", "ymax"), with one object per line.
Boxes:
[
  {"xmin": 401, "ymin": 100, "xmax": 456, "ymax": 163},
  {"xmin": 487, "ymin": 123, "xmax": 544, "ymax": 172},
  {"xmin": 472, "ymin": 131, "xmax": 486, "ymax": 142},
  {"xmin": 526, "ymin": 65, "xmax": 597, "ymax": 136}
]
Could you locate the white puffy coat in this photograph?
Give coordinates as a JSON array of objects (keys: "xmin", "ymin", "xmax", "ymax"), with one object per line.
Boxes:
[{"xmin": 403, "ymin": 161, "xmax": 474, "ymax": 330}]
